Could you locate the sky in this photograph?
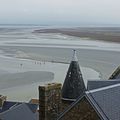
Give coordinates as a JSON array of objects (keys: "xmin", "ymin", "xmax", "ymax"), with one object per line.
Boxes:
[{"xmin": 0, "ymin": 0, "xmax": 120, "ymax": 26}]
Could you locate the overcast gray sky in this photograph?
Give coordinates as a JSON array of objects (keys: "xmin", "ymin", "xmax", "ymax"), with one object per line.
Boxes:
[{"xmin": 0, "ymin": 0, "xmax": 120, "ymax": 26}]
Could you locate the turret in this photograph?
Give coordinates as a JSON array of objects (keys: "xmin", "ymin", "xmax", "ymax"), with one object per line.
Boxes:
[{"xmin": 62, "ymin": 50, "xmax": 86, "ymax": 101}]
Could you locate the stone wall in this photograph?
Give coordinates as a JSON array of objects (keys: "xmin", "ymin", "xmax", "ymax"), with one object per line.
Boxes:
[
  {"xmin": 61, "ymin": 100, "xmax": 74, "ymax": 112},
  {"xmin": 58, "ymin": 97, "xmax": 100, "ymax": 120}
]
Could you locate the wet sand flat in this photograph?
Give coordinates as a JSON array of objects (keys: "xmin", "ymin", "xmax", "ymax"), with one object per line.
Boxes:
[
  {"xmin": 0, "ymin": 54, "xmax": 99, "ymax": 101},
  {"xmin": 0, "ymin": 26, "xmax": 120, "ymax": 101},
  {"xmin": 0, "ymin": 45, "xmax": 119, "ymax": 79},
  {"xmin": 34, "ymin": 27, "xmax": 120, "ymax": 43}
]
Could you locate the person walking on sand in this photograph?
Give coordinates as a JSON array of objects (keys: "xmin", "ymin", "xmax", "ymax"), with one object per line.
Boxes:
[{"xmin": 20, "ymin": 63, "xmax": 23, "ymax": 67}]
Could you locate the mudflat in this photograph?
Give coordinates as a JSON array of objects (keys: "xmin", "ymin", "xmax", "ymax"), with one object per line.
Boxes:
[{"xmin": 34, "ymin": 27, "xmax": 120, "ymax": 43}]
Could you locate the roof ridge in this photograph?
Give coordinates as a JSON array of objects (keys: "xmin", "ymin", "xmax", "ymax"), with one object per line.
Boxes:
[
  {"xmin": 86, "ymin": 83, "xmax": 120, "ymax": 93},
  {"xmin": 57, "ymin": 94, "xmax": 85, "ymax": 120},
  {"xmin": 0, "ymin": 103, "xmax": 22, "ymax": 115},
  {"xmin": 86, "ymin": 92, "xmax": 109, "ymax": 120}
]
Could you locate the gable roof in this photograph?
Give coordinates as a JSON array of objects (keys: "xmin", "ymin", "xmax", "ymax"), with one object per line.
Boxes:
[
  {"xmin": 109, "ymin": 66, "xmax": 120, "ymax": 79},
  {"xmin": 0, "ymin": 101, "xmax": 21, "ymax": 113},
  {"xmin": 62, "ymin": 50, "xmax": 86, "ymax": 100},
  {"xmin": 26, "ymin": 103, "xmax": 38, "ymax": 113},
  {"xmin": 59, "ymin": 80, "xmax": 120, "ymax": 120},
  {"xmin": 87, "ymin": 79, "xmax": 120, "ymax": 90},
  {"xmin": 86, "ymin": 83, "xmax": 120, "ymax": 120},
  {"xmin": 0, "ymin": 103, "xmax": 38, "ymax": 120},
  {"xmin": 57, "ymin": 95, "xmax": 85, "ymax": 120},
  {"xmin": 0, "ymin": 101, "xmax": 38, "ymax": 113}
]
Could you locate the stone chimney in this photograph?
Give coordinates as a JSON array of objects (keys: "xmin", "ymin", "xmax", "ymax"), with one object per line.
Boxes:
[
  {"xmin": 0, "ymin": 95, "xmax": 7, "ymax": 108},
  {"xmin": 39, "ymin": 83, "xmax": 62, "ymax": 120}
]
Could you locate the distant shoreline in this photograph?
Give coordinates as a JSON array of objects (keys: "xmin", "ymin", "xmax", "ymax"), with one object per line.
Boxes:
[{"xmin": 33, "ymin": 27, "xmax": 120, "ymax": 43}]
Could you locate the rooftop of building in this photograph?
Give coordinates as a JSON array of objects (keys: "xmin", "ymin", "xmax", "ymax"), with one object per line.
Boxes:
[
  {"xmin": 86, "ymin": 83, "xmax": 120, "ymax": 120},
  {"xmin": 58, "ymin": 79, "xmax": 120, "ymax": 120},
  {"xmin": 0, "ymin": 101, "xmax": 38, "ymax": 112},
  {"xmin": 0, "ymin": 103, "xmax": 38, "ymax": 120},
  {"xmin": 87, "ymin": 79, "xmax": 120, "ymax": 90},
  {"xmin": 109, "ymin": 66, "xmax": 120, "ymax": 79}
]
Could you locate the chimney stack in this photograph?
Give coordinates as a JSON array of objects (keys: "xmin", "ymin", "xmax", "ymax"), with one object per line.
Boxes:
[
  {"xmin": 39, "ymin": 83, "xmax": 62, "ymax": 120},
  {"xmin": 0, "ymin": 95, "xmax": 7, "ymax": 108}
]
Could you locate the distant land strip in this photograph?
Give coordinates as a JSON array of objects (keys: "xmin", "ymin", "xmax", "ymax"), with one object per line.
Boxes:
[{"xmin": 33, "ymin": 27, "xmax": 120, "ymax": 43}]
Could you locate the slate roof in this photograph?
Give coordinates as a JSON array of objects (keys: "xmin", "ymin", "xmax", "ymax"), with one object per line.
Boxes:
[
  {"xmin": 0, "ymin": 101, "xmax": 21, "ymax": 113},
  {"xmin": 0, "ymin": 101, "xmax": 38, "ymax": 113},
  {"xmin": 86, "ymin": 83, "xmax": 120, "ymax": 120},
  {"xmin": 26, "ymin": 103, "xmax": 38, "ymax": 113},
  {"xmin": 0, "ymin": 103, "xmax": 38, "ymax": 120},
  {"xmin": 62, "ymin": 50, "xmax": 86, "ymax": 100},
  {"xmin": 58, "ymin": 80, "xmax": 120, "ymax": 120},
  {"xmin": 87, "ymin": 79, "xmax": 120, "ymax": 90}
]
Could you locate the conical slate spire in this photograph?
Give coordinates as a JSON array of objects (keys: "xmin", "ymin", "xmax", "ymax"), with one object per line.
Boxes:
[
  {"xmin": 62, "ymin": 50, "xmax": 86, "ymax": 100},
  {"xmin": 72, "ymin": 50, "xmax": 78, "ymax": 61}
]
